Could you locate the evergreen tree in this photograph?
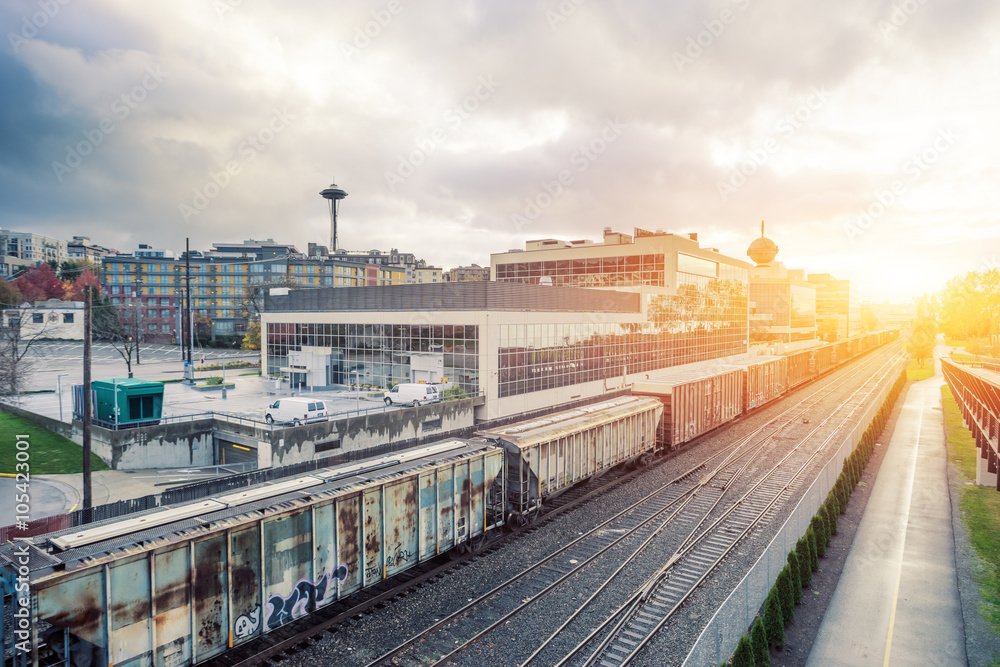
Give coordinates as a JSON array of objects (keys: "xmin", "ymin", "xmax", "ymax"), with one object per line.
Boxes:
[
  {"xmin": 764, "ymin": 589, "xmax": 785, "ymax": 648},
  {"xmin": 807, "ymin": 527, "xmax": 819, "ymax": 571},
  {"xmin": 751, "ymin": 616, "xmax": 771, "ymax": 667},
  {"xmin": 787, "ymin": 550, "xmax": 802, "ymax": 604},
  {"xmin": 796, "ymin": 536, "xmax": 812, "ymax": 587},
  {"xmin": 732, "ymin": 633, "xmax": 755, "ymax": 667},
  {"xmin": 778, "ymin": 565, "xmax": 794, "ymax": 623}
]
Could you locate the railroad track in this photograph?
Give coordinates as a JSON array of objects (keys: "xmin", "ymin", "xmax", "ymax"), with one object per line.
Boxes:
[{"xmin": 361, "ymin": 343, "xmax": 905, "ymax": 667}]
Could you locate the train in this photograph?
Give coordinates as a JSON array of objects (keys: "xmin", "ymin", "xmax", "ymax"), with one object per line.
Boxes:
[{"xmin": 1, "ymin": 330, "xmax": 898, "ymax": 667}]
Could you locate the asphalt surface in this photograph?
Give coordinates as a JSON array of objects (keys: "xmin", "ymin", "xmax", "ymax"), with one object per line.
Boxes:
[{"xmin": 806, "ymin": 348, "xmax": 967, "ymax": 666}]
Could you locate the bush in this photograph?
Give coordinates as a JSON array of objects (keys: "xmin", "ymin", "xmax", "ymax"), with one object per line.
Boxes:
[
  {"xmin": 205, "ymin": 376, "xmax": 223, "ymax": 386},
  {"xmin": 796, "ymin": 537, "xmax": 812, "ymax": 588},
  {"xmin": 777, "ymin": 565, "xmax": 794, "ymax": 623},
  {"xmin": 751, "ymin": 616, "xmax": 770, "ymax": 667},
  {"xmin": 441, "ymin": 385, "xmax": 469, "ymax": 400},
  {"xmin": 764, "ymin": 589, "xmax": 784, "ymax": 648},
  {"xmin": 732, "ymin": 633, "xmax": 755, "ymax": 667},
  {"xmin": 811, "ymin": 514, "xmax": 828, "ymax": 558},
  {"xmin": 807, "ymin": 527, "xmax": 819, "ymax": 572},
  {"xmin": 787, "ymin": 551, "xmax": 802, "ymax": 604},
  {"xmin": 825, "ymin": 501, "xmax": 838, "ymax": 535}
]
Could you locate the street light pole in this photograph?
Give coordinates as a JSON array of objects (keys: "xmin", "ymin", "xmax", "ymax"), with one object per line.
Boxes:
[
  {"xmin": 352, "ymin": 370, "xmax": 359, "ymax": 413},
  {"xmin": 56, "ymin": 373, "xmax": 68, "ymax": 421}
]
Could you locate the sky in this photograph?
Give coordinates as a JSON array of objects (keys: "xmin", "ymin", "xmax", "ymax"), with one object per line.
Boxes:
[{"xmin": 1, "ymin": 0, "xmax": 998, "ymax": 304}]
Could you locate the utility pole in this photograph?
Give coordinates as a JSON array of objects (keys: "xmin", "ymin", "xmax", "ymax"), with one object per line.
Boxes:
[
  {"xmin": 183, "ymin": 238, "xmax": 194, "ymax": 384},
  {"xmin": 135, "ymin": 264, "xmax": 142, "ymax": 366},
  {"xmin": 83, "ymin": 288, "xmax": 93, "ymax": 517}
]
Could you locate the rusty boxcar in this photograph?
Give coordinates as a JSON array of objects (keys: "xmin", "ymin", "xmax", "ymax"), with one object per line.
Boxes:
[
  {"xmin": 475, "ymin": 395, "xmax": 663, "ymax": 522},
  {"xmin": 0, "ymin": 440, "xmax": 504, "ymax": 667},
  {"xmin": 742, "ymin": 356, "xmax": 788, "ymax": 412},
  {"xmin": 632, "ymin": 365, "xmax": 743, "ymax": 451}
]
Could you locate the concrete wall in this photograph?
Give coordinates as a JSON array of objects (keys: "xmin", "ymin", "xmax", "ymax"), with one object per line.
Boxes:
[
  {"xmin": 0, "ymin": 403, "xmax": 214, "ymax": 470},
  {"xmin": 263, "ymin": 397, "xmax": 477, "ymax": 468}
]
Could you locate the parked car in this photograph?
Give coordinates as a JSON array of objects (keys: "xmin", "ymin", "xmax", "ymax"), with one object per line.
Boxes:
[
  {"xmin": 264, "ymin": 397, "xmax": 329, "ymax": 425},
  {"xmin": 383, "ymin": 383, "xmax": 440, "ymax": 407}
]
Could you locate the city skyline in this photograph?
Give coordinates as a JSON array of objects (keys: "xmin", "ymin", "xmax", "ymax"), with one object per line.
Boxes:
[{"xmin": 2, "ymin": 1, "xmax": 997, "ymax": 303}]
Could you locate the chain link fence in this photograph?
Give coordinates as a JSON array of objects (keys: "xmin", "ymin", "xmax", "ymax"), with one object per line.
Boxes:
[{"xmin": 683, "ymin": 360, "xmax": 906, "ymax": 666}]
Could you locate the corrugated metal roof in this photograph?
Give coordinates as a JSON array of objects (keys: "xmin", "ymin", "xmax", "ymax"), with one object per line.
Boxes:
[
  {"xmin": 264, "ymin": 282, "xmax": 640, "ymax": 313},
  {"xmin": 476, "ymin": 395, "xmax": 662, "ymax": 449}
]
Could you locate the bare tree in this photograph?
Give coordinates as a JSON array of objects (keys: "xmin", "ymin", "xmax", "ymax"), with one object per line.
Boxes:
[
  {"xmin": 0, "ymin": 302, "xmax": 50, "ymax": 398},
  {"xmin": 93, "ymin": 295, "xmax": 145, "ymax": 378}
]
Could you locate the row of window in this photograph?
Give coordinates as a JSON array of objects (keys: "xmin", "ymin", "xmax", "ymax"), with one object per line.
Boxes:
[{"xmin": 31, "ymin": 313, "xmax": 74, "ymax": 324}]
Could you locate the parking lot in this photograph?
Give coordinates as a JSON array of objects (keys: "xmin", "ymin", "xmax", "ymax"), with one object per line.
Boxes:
[{"xmin": 13, "ymin": 340, "xmax": 394, "ymax": 424}]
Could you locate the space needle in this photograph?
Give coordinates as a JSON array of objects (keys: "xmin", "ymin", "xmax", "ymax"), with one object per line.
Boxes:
[{"xmin": 319, "ymin": 181, "xmax": 348, "ymax": 252}]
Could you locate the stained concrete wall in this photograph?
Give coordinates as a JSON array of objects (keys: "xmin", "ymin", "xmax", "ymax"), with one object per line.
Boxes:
[
  {"xmin": 263, "ymin": 397, "xmax": 478, "ymax": 467},
  {"xmin": 0, "ymin": 403, "xmax": 213, "ymax": 470}
]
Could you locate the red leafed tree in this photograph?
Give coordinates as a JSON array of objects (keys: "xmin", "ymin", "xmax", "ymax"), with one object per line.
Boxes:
[
  {"xmin": 65, "ymin": 268, "xmax": 102, "ymax": 301},
  {"xmin": 12, "ymin": 263, "xmax": 65, "ymax": 303}
]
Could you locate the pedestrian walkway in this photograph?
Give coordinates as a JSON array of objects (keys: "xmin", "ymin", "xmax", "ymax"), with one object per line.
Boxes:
[{"xmin": 806, "ymin": 346, "xmax": 966, "ymax": 666}]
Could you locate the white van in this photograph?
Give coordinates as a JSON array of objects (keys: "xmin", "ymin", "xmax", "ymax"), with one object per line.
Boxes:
[
  {"xmin": 264, "ymin": 397, "xmax": 329, "ymax": 425},
  {"xmin": 383, "ymin": 383, "xmax": 440, "ymax": 407}
]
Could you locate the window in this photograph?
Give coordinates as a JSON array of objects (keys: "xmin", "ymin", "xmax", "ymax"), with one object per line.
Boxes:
[
  {"xmin": 161, "ymin": 323, "xmax": 170, "ymax": 332},
  {"xmin": 160, "ymin": 309, "xmax": 170, "ymax": 317},
  {"xmin": 160, "ymin": 298, "xmax": 170, "ymax": 305},
  {"xmin": 32, "ymin": 313, "xmax": 43, "ymax": 324},
  {"xmin": 148, "ymin": 323, "xmax": 157, "ymax": 332},
  {"xmin": 63, "ymin": 313, "xmax": 74, "ymax": 324}
]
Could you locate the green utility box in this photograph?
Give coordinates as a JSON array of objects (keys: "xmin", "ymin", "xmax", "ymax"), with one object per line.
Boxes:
[{"xmin": 78, "ymin": 378, "xmax": 164, "ymax": 428}]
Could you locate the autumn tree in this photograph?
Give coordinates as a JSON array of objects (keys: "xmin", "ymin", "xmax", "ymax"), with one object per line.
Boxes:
[
  {"xmin": 0, "ymin": 279, "xmax": 39, "ymax": 397},
  {"xmin": 65, "ymin": 269, "xmax": 102, "ymax": 301},
  {"xmin": 241, "ymin": 319, "xmax": 261, "ymax": 351},
  {"xmin": 12, "ymin": 262, "xmax": 64, "ymax": 303}
]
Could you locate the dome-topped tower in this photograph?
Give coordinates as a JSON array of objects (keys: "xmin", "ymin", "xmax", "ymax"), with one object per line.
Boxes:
[{"xmin": 747, "ymin": 220, "xmax": 779, "ymax": 266}]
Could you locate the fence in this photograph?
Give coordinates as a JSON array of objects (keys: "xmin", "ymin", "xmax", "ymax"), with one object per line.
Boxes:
[{"xmin": 681, "ymin": 361, "xmax": 906, "ymax": 666}]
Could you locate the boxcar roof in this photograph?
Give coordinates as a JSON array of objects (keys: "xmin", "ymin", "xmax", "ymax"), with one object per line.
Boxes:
[
  {"xmin": 8, "ymin": 439, "xmax": 498, "ymax": 579},
  {"xmin": 475, "ymin": 395, "xmax": 662, "ymax": 449}
]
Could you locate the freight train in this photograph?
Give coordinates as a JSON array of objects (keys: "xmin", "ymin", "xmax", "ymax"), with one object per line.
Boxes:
[{"xmin": 1, "ymin": 330, "xmax": 897, "ymax": 667}]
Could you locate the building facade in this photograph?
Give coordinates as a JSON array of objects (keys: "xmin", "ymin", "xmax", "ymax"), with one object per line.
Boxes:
[
  {"xmin": 4, "ymin": 299, "xmax": 85, "ymax": 340},
  {"xmin": 102, "ymin": 251, "xmax": 405, "ymax": 344},
  {"xmin": 262, "ymin": 230, "xmax": 750, "ymax": 421},
  {"xmin": 808, "ymin": 273, "xmax": 861, "ymax": 340},
  {"xmin": 444, "ymin": 264, "xmax": 490, "ymax": 282},
  {"xmin": 67, "ymin": 236, "xmax": 113, "ymax": 263},
  {"xmin": 0, "ymin": 229, "xmax": 68, "ymax": 265}
]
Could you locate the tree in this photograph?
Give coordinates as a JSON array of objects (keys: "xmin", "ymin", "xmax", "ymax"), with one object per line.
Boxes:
[
  {"xmin": 907, "ymin": 293, "xmax": 936, "ymax": 368},
  {"xmin": 732, "ymin": 633, "xmax": 755, "ymax": 667},
  {"xmin": 241, "ymin": 319, "xmax": 261, "ymax": 351},
  {"xmin": 764, "ymin": 589, "xmax": 784, "ymax": 648},
  {"xmin": 751, "ymin": 616, "xmax": 771, "ymax": 667},
  {"xmin": 65, "ymin": 269, "xmax": 102, "ymax": 302},
  {"xmin": 12, "ymin": 262, "xmax": 65, "ymax": 303},
  {"xmin": 93, "ymin": 295, "xmax": 144, "ymax": 378},
  {"xmin": 0, "ymin": 281, "xmax": 44, "ymax": 397}
]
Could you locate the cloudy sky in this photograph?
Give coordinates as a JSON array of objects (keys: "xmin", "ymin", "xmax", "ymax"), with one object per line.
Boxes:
[{"xmin": 2, "ymin": 0, "xmax": 998, "ymax": 303}]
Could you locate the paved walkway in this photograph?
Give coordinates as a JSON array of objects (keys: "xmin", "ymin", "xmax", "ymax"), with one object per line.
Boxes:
[{"xmin": 806, "ymin": 347, "xmax": 966, "ymax": 666}]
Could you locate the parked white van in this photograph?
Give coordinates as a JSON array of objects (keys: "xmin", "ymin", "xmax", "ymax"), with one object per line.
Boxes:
[
  {"xmin": 383, "ymin": 383, "xmax": 440, "ymax": 407},
  {"xmin": 264, "ymin": 397, "xmax": 329, "ymax": 425}
]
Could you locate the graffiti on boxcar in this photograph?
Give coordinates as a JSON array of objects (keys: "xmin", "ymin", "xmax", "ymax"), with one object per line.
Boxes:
[
  {"xmin": 332, "ymin": 563, "xmax": 349, "ymax": 583},
  {"xmin": 265, "ymin": 575, "xmax": 329, "ymax": 630},
  {"xmin": 234, "ymin": 606, "xmax": 260, "ymax": 638},
  {"xmin": 384, "ymin": 544, "xmax": 416, "ymax": 569}
]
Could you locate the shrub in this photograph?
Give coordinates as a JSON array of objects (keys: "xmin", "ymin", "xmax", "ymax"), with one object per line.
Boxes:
[
  {"xmin": 751, "ymin": 616, "xmax": 771, "ymax": 667},
  {"xmin": 777, "ymin": 565, "xmax": 794, "ymax": 623},
  {"xmin": 441, "ymin": 385, "xmax": 469, "ymax": 400},
  {"xmin": 825, "ymin": 501, "xmax": 838, "ymax": 535},
  {"xmin": 811, "ymin": 514, "xmax": 828, "ymax": 558},
  {"xmin": 764, "ymin": 589, "xmax": 784, "ymax": 648},
  {"xmin": 796, "ymin": 537, "xmax": 812, "ymax": 588},
  {"xmin": 807, "ymin": 527, "xmax": 819, "ymax": 571},
  {"xmin": 732, "ymin": 633, "xmax": 755, "ymax": 667},
  {"xmin": 787, "ymin": 551, "xmax": 802, "ymax": 604},
  {"xmin": 205, "ymin": 376, "xmax": 223, "ymax": 386}
]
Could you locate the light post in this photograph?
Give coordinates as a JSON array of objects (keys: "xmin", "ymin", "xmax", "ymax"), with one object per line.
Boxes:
[
  {"xmin": 351, "ymin": 370, "xmax": 360, "ymax": 413},
  {"xmin": 56, "ymin": 373, "xmax": 69, "ymax": 421},
  {"xmin": 221, "ymin": 356, "xmax": 228, "ymax": 399}
]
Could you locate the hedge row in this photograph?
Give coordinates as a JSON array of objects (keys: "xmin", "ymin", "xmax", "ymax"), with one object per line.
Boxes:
[{"xmin": 728, "ymin": 370, "xmax": 906, "ymax": 666}]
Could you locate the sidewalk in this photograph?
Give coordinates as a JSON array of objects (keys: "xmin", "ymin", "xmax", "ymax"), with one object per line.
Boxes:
[{"xmin": 806, "ymin": 347, "xmax": 966, "ymax": 665}]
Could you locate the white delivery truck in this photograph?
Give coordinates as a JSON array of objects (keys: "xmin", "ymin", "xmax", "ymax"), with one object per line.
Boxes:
[
  {"xmin": 264, "ymin": 397, "xmax": 329, "ymax": 425},
  {"xmin": 383, "ymin": 383, "xmax": 440, "ymax": 407}
]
